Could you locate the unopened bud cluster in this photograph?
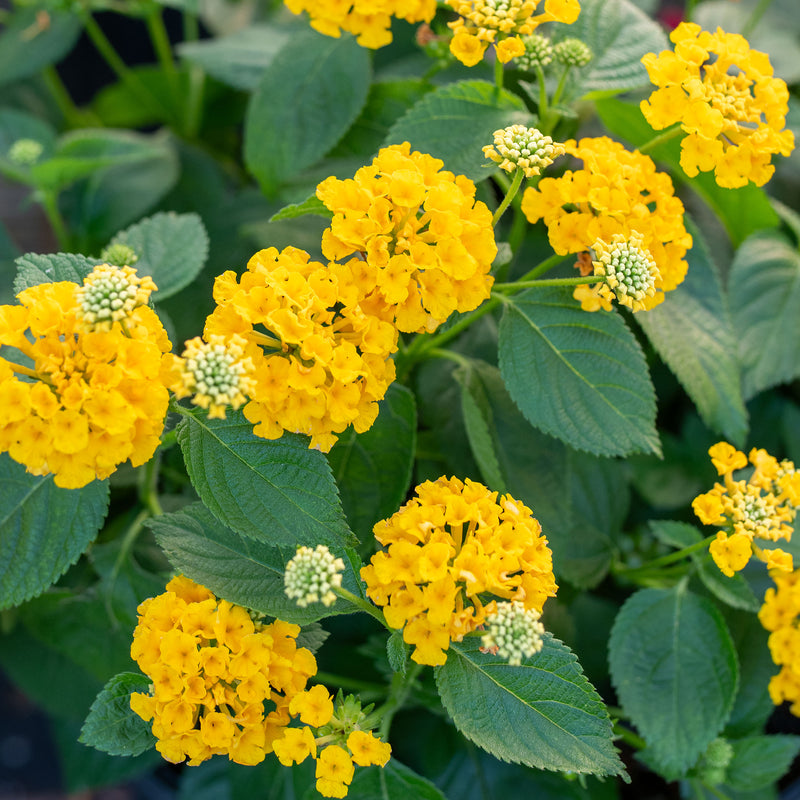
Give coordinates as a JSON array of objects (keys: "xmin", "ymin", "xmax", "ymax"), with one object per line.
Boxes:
[
  {"xmin": 8, "ymin": 138, "xmax": 44, "ymax": 166},
  {"xmin": 480, "ymin": 600, "xmax": 545, "ymax": 665},
  {"xmin": 591, "ymin": 233, "xmax": 659, "ymax": 311},
  {"xmin": 483, "ymin": 125, "xmax": 566, "ymax": 178},
  {"xmin": 516, "ymin": 34, "xmax": 554, "ymax": 69},
  {"xmin": 554, "ymin": 38, "xmax": 592, "ymax": 66},
  {"xmin": 75, "ymin": 263, "xmax": 156, "ymax": 329},
  {"xmin": 285, "ymin": 545, "xmax": 345, "ymax": 608},
  {"xmin": 101, "ymin": 242, "xmax": 139, "ymax": 267}
]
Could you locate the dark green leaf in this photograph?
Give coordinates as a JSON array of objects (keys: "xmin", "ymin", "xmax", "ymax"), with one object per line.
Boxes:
[
  {"xmin": 0, "ymin": 8, "xmax": 81, "ymax": 88},
  {"xmin": 0, "ymin": 453, "xmax": 109, "ymax": 609},
  {"xmin": 729, "ymin": 230, "xmax": 800, "ymax": 398},
  {"xmin": 499, "ymin": 286, "xmax": 659, "ymax": 457},
  {"xmin": 386, "ymin": 630, "xmax": 409, "ymax": 675},
  {"xmin": 725, "ymin": 735, "xmax": 800, "ymax": 791},
  {"xmin": 178, "ymin": 25, "xmax": 291, "ymax": 91},
  {"xmin": 148, "ymin": 502, "xmax": 362, "ymax": 624},
  {"xmin": 636, "ymin": 221, "xmax": 747, "ymax": 445},
  {"xmin": 269, "ymin": 194, "xmax": 333, "ymax": 223},
  {"xmin": 80, "ymin": 673, "xmax": 156, "ymax": 757},
  {"xmin": 176, "ymin": 407, "xmax": 356, "ymax": 549},
  {"xmin": 609, "ymin": 584, "xmax": 739, "ymax": 777},
  {"xmin": 327, "ymin": 384, "xmax": 416, "ymax": 546},
  {"xmin": 13, "ymin": 251, "xmax": 103, "ymax": 293},
  {"xmin": 385, "ymin": 80, "xmax": 533, "ymax": 182},
  {"xmin": 696, "ymin": 556, "xmax": 760, "ymax": 613},
  {"xmin": 436, "ymin": 635, "xmax": 626, "ymax": 777},
  {"xmin": 649, "ymin": 519, "xmax": 702, "ymax": 550},
  {"xmin": 244, "ymin": 30, "xmax": 371, "ymax": 195},
  {"xmin": 108, "ymin": 211, "xmax": 209, "ymax": 300},
  {"xmin": 347, "ymin": 760, "xmax": 448, "ymax": 799}
]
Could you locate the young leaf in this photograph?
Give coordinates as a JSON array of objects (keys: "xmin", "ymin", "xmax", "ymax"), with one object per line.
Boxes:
[
  {"xmin": 244, "ymin": 30, "xmax": 371, "ymax": 196},
  {"xmin": 80, "ymin": 673, "xmax": 156, "ymax": 757},
  {"xmin": 327, "ymin": 384, "xmax": 416, "ymax": 546},
  {"xmin": 695, "ymin": 556, "xmax": 760, "ymax": 613},
  {"xmin": 348, "ymin": 760, "xmax": 448, "ymax": 799},
  {"xmin": 609, "ymin": 584, "xmax": 739, "ymax": 777},
  {"xmin": 498, "ymin": 286, "xmax": 659, "ymax": 457},
  {"xmin": 729, "ymin": 230, "xmax": 800, "ymax": 399},
  {"xmin": 635, "ymin": 221, "xmax": 747, "ymax": 445},
  {"xmin": 435, "ymin": 635, "xmax": 626, "ymax": 778},
  {"xmin": 724, "ymin": 735, "xmax": 800, "ymax": 791},
  {"xmin": 0, "ymin": 453, "xmax": 109, "ymax": 610},
  {"xmin": 176, "ymin": 407, "xmax": 356, "ymax": 550},
  {"xmin": 107, "ymin": 211, "xmax": 209, "ymax": 300},
  {"xmin": 147, "ymin": 502, "xmax": 363, "ymax": 625},
  {"xmin": 385, "ymin": 80, "xmax": 533, "ymax": 182},
  {"xmin": 13, "ymin": 252, "xmax": 103, "ymax": 294},
  {"xmin": 269, "ymin": 194, "xmax": 333, "ymax": 223}
]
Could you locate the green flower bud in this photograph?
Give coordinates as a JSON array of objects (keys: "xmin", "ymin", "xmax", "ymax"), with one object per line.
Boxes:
[
  {"xmin": 285, "ymin": 545, "xmax": 345, "ymax": 608},
  {"xmin": 483, "ymin": 125, "xmax": 566, "ymax": 178},
  {"xmin": 516, "ymin": 34, "xmax": 554, "ymax": 70},
  {"xmin": 8, "ymin": 138, "xmax": 44, "ymax": 166},
  {"xmin": 553, "ymin": 37, "xmax": 593, "ymax": 67},
  {"xmin": 101, "ymin": 242, "xmax": 139, "ymax": 267},
  {"xmin": 480, "ymin": 600, "xmax": 545, "ymax": 665}
]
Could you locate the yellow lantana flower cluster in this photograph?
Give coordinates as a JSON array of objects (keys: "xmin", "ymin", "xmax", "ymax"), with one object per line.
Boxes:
[
  {"xmin": 520, "ymin": 136, "xmax": 693, "ymax": 311},
  {"xmin": 447, "ymin": 0, "xmax": 581, "ymax": 66},
  {"xmin": 640, "ymin": 22, "xmax": 795, "ymax": 188},
  {"xmin": 758, "ymin": 570, "xmax": 800, "ymax": 716},
  {"xmin": 317, "ymin": 143, "xmax": 497, "ymax": 334},
  {"xmin": 283, "ymin": 0, "xmax": 436, "ymax": 49},
  {"xmin": 360, "ymin": 476, "xmax": 557, "ymax": 666},
  {"xmin": 0, "ymin": 268, "xmax": 171, "ymax": 488},
  {"xmin": 204, "ymin": 245, "xmax": 398, "ymax": 452},
  {"xmin": 692, "ymin": 443, "xmax": 800, "ymax": 578},
  {"xmin": 130, "ymin": 575, "xmax": 321, "ymax": 767}
]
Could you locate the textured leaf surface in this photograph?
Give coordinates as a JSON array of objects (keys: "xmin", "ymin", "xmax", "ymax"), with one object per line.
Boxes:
[
  {"xmin": 80, "ymin": 673, "xmax": 155, "ymax": 757},
  {"xmin": 13, "ymin": 252, "xmax": 103, "ymax": 293},
  {"xmin": 609, "ymin": 585, "xmax": 739, "ymax": 776},
  {"xmin": 385, "ymin": 80, "xmax": 532, "ymax": 182},
  {"xmin": 148, "ymin": 503, "xmax": 362, "ymax": 625},
  {"xmin": 347, "ymin": 760, "xmax": 447, "ymax": 799},
  {"xmin": 553, "ymin": 0, "xmax": 668, "ymax": 94},
  {"xmin": 695, "ymin": 556, "xmax": 760, "ymax": 612},
  {"xmin": 177, "ymin": 25, "xmax": 290, "ymax": 90},
  {"xmin": 725, "ymin": 735, "xmax": 800, "ymax": 791},
  {"xmin": 636, "ymin": 222, "xmax": 747, "ymax": 445},
  {"xmin": 0, "ymin": 454, "xmax": 109, "ymax": 609},
  {"xmin": 327, "ymin": 385, "xmax": 416, "ymax": 545},
  {"xmin": 499, "ymin": 287, "xmax": 659, "ymax": 457},
  {"xmin": 245, "ymin": 30, "xmax": 370, "ymax": 195},
  {"xmin": 729, "ymin": 230, "xmax": 800, "ymax": 398},
  {"xmin": 436, "ymin": 636, "xmax": 625, "ymax": 777},
  {"xmin": 176, "ymin": 408, "xmax": 355, "ymax": 549},
  {"xmin": 269, "ymin": 194, "xmax": 332, "ymax": 223},
  {"xmin": 109, "ymin": 211, "xmax": 209, "ymax": 300}
]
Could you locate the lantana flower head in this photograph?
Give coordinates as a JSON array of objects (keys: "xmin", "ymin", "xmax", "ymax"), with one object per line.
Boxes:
[
  {"xmin": 521, "ymin": 136, "xmax": 693, "ymax": 311},
  {"xmin": 692, "ymin": 443, "xmax": 800, "ymax": 577},
  {"xmin": 590, "ymin": 232, "xmax": 660, "ymax": 312},
  {"xmin": 317, "ymin": 143, "xmax": 497, "ymax": 334},
  {"xmin": 283, "ymin": 0, "xmax": 436, "ymax": 49},
  {"xmin": 204, "ymin": 245, "xmax": 398, "ymax": 451},
  {"xmin": 0, "ymin": 275, "xmax": 170, "ymax": 488},
  {"xmin": 447, "ymin": 0, "xmax": 581, "ymax": 67},
  {"xmin": 284, "ymin": 544, "xmax": 345, "ymax": 607},
  {"xmin": 130, "ymin": 575, "xmax": 322, "ymax": 767},
  {"xmin": 482, "ymin": 125, "xmax": 566, "ymax": 178},
  {"xmin": 75, "ymin": 263, "xmax": 156, "ymax": 331},
  {"xmin": 480, "ymin": 600, "xmax": 545, "ymax": 665},
  {"xmin": 360, "ymin": 476, "xmax": 557, "ymax": 666},
  {"xmin": 640, "ymin": 22, "xmax": 795, "ymax": 188},
  {"xmin": 759, "ymin": 569, "xmax": 800, "ymax": 717}
]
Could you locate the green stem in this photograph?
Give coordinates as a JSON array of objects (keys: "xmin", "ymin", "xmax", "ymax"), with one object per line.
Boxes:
[
  {"xmin": 334, "ymin": 587, "xmax": 393, "ymax": 631},
  {"xmin": 492, "ymin": 169, "xmax": 525, "ymax": 227},
  {"xmin": 314, "ymin": 671, "xmax": 387, "ymax": 696},
  {"xmin": 613, "ymin": 723, "xmax": 646, "ymax": 750},
  {"xmin": 39, "ymin": 190, "xmax": 70, "ymax": 251},
  {"xmin": 535, "ymin": 64, "xmax": 549, "ymax": 119},
  {"xmin": 138, "ymin": 451, "xmax": 163, "ymax": 517},
  {"xmin": 685, "ymin": 0, "xmax": 700, "ymax": 21},
  {"xmin": 614, "ymin": 534, "xmax": 717, "ymax": 576},
  {"xmin": 493, "ymin": 275, "xmax": 603, "ymax": 290},
  {"xmin": 637, "ymin": 124, "xmax": 683, "ymax": 154},
  {"xmin": 104, "ymin": 507, "xmax": 150, "ymax": 625},
  {"xmin": 550, "ymin": 64, "xmax": 572, "ymax": 109},
  {"xmin": 704, "ymin": 783, "xmax": 733, "ymax": 800},
  {"xmin": 377, "ymin": 663, "xmax": 423, "ymax": 738},
  {"xmin": 144, "ymin": 5, "xmax": 180, "ymax": 105},
  {"xmin": 41, "ymin": 66, "xmax": 98, "ymax": 128},
  {"xmin": 494, "ymin": 54, "xmax": 504, "ymax": 90},
  {"xmin": 742, "ymin": 0, "xmax": 773, "ymax": 37},
  {"xmin": 516, "ymin": 252, "xmax": 566, "ymax": 281},
  {"xmin": 184, "ymin": 64, "xmax": 206, "ymax": 139},
  {"xmin": 428, "ymin": 348, "xmax": 472, "ymax": 369}
]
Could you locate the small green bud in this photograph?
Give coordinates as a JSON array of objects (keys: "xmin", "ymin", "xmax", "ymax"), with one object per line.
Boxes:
[
  {"xmin": 554, "ymin": 38, "xmax": 593, "ymax": 67},
  {"xmin": 480, "ymin": 600, "xmax": 545, "ymax": 665},
  {"xmin": 516, "ymin": 34, "xmax": 555, "ymax": 70},
  {"xmin": 8, "ymin": 138, "xmax": 44, "ymax": 166},
  {"xmin": 101, "ymin": 242, "xmax": 139, "ymax": 267},
  {"xmin": 703, "ymin": 738, "xmax": 734, "ymax": 770},
  {"xmin": 284, "ymin": 545, "xmax": 345, "ymax": 608}
]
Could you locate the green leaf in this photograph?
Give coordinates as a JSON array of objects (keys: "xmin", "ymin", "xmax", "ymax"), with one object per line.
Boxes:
[
  {"xmin": 0, "ymin": 454, "xmax": 109, "ymax": 609},
  {"xmin": 386, "ymin": 630, "xmax": 409, "ymax": 675},
  {"xmin": 177, "ymin": 25, "xmax": 291, "ymax": 91},
  {"xmin": 695, "ymin": 556, "xmax": 760, "ymax": 613},
  {"xmin": 80, "ymin": 673, "xmax": 156, "ymax": 757},
  {"xmin": 385, "ymin": 80, "xmax": 533, "ymax": 183},
  {"xmin": 594, "ymin": 97, "xmax": 779, "ymax": 246},
  {"xmin": 649, "ymin": 520, "xmax": 701, "ymax": 550},
  {"xmin": 347, "ymin": 760, "xmax": 448, "ymax": 799},
  {"xmin": 148, "ymin": 502, "xmax": 362, "ymax": 625},
  {"xmin": 436, "ymin": 635, "xmax": 626, "ymax": 778},
  {"xmin": 13, "ymin": 251, "xmax": 103, "ymax": 294},
  {"xmin": 0, "ymin": 8, "xmax": 82, "ymax": 88},
  {"xmin": 725, "ymin": 735, "xmax": 800, "ymax": 791},
  {"xmin": 327, "ymin": 384, "xmax": 416, "ymax": 546},
  {"xmin": 552, "ymin": 0, "xmax": 668, "ymax": 96},
  {"xmin": 108, "ymin": 211, "xmax": 209, "ymax": 300},
  {"xmin": 729, "ymin": 230, "xmax": 800, "ymax": 399},
  {"xmin": 608, "ymin": 584, "xmax": 739, "ymax": 777},
  {"xmin": 244, "ymin": 30, "xmax": 371, "ymax": 196},
  {"xmin": 269, "ymin": 194, "xmax": 333, "ymax": 223},
  {"xmin": 635, "ymin": 221, "xmax": 747, "ymax": 445},
  {"xmin": 176, "ymin": 407, "xmax": 356, "ymax": 550},
  {"xmin": 498, "ymin": 286, "xmax": 659, "ymax": 457}
]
